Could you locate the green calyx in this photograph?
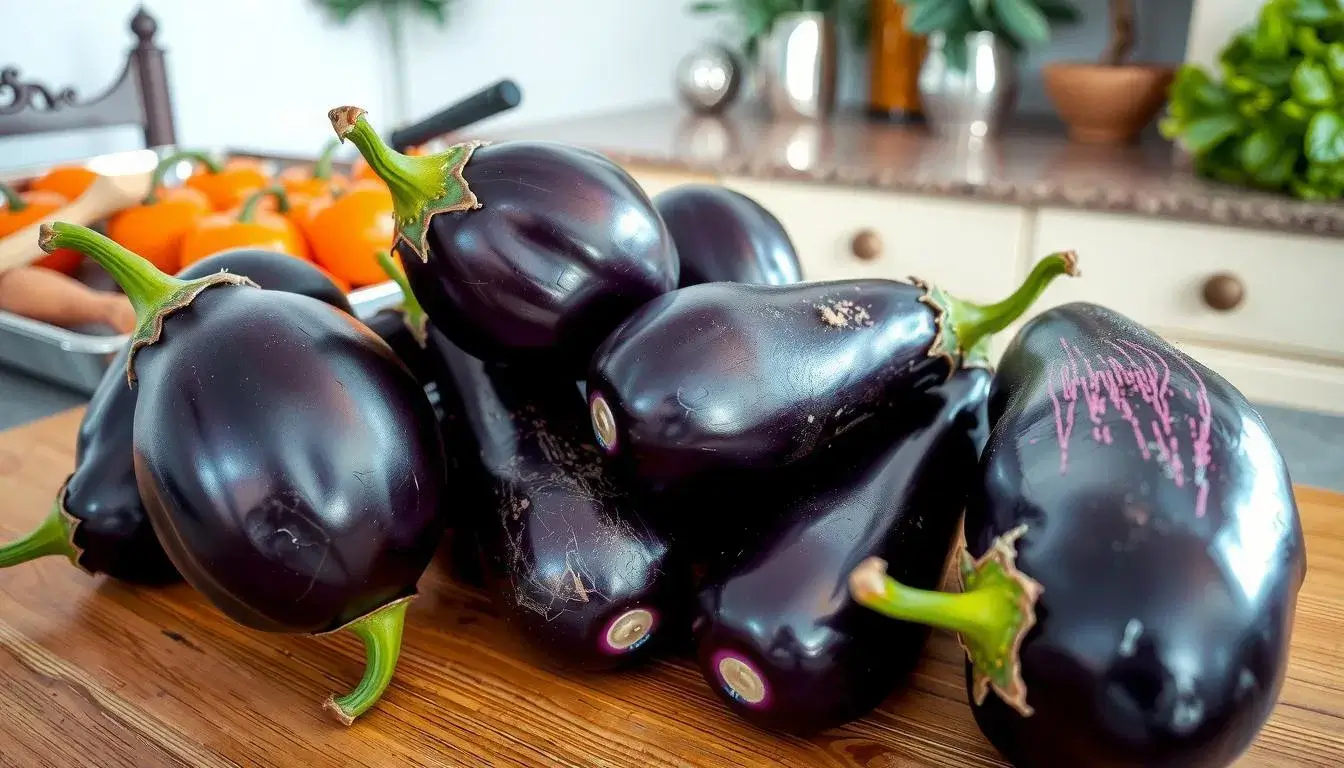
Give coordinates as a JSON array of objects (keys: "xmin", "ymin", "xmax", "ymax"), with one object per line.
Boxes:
[
  {"xmin": 375, "ymin": 250, "xmax": 428, "ymax": 348},
  {"xmin": 847, "ymin": 523, "xmax": 1043, "ymax": 718},
  {"xmin": 921, "ymin": 250, "xmax": 1079, "ymax": 370},
  {"xmin": 38, "ymin": 222, "xmax": 256, "ymax": 385},
  {"xmin": 328, "ymin": 105, "xmax": 484, "ymax": 263},
  {"xmin": 0, "ymin": 496, "xmax": 80, "ymax": 569},
  {"xmin": 320, "ymin": 595, "xmax": 413, "ymax": 726},
  {"xmin": 239, "ymin": 186, "xmax": 290, "ymax": 222},
  {"xmin": 146, "ymin": 151, "xmax": 223, "ymax": 205},
  {"xmin": 0, "ymin": 180, "xmax": 27, "ymax": 213}
]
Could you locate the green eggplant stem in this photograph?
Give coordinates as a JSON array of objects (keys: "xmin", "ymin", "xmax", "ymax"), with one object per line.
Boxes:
[
  {"xmin": 0, "ymin": 180, "xmax": 27, "ymax": 213},
  {"xmin": 375, "ymin": 250, "xmax": 428, "ymax": 348},
  {"xmin": 145, "ymin": 151, "xmax": 223, "ymax": 205},
  {"xmin": 327, "ymin": 105, "xmax": 483, "ymax": 263},
  {"xmin": 38, "ymin": 222, "xmax": 254, "ymax": 385},
  {"xmin": 948, "ymin": 250, "xmax": 1080, "ymax": 354},
  {"xmin": 0, "ymin": 501, "xmax": 77, "ymax": 568},
  {"xmin": 239, "ymin": 186, "xmax": 290, "ymax": 222},
  {"xmin": 848, "ymin": 525, "xmax": 1043, "ymax": 718},
  {"xmin": 322, "ymin": 597, "xmax": 411, "ymax": 726},
  {"xmin": 313, "ymin": 138, "xmax": 341, "ymax": 181}
]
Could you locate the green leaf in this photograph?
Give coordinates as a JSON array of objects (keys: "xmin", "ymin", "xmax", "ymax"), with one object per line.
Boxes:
[
  {"xmin": 1255, "ymin": 146, "xmax": 1300, "ymax": 188},
  {"xmin": 1292, "ymin": 0, "xmax": 1336, "ymax": 25},
  {"xmin": 1326, "ymin": 42, "xmax": 1344, "ymax": 83},
  {"xmin": 687, "ymin": 1, "xmax": 725, "ymax": 12},
  {"xmin": 1296, "ymin": 26, "xmax": 1325, "ymax": 55},
  {"xmin": 1239, "ymin": 58, "xmax": 1299, "ymax": 89},
  {"xmin": 1240, "ymin": 126, "xmax": 1283, "ymax": 174},
  {"xmin": 970, "ymin": 0, "xmax": 992, "ymax": 26},
  {"xmin": 1306, "ymin": 110, "xmax": 1344, "ymax": 162},
  {"xmin": 992, "ymin": 0, "xmax": 1051, "ymax": 47},
  {"xmin": 1252, "ymin": 6, "xmax": 1293, "ymax": 59},
  {"xmin": 1292, "ymin": 60, "xmax": 1337, "ymax": 106},
  {"xmin": 1181, "ymin": 114, "xmax": 1245, "ymax": 154},
  {"xmin": 907, "ymin": 0, "xmax": 967, "ymax": 36},
  {"xmin": 1037, "ymin": 0, "xmax": 1080, "ymax": 24}
]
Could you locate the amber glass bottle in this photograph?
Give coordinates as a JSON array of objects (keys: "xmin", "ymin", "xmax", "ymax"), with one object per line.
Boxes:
[{"xmin": 868, "ymin": 0, "xmax": 926, "ymax": 122}]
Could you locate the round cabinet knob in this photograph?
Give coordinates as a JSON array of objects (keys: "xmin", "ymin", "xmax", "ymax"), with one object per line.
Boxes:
[
  {"xmin": 851, "ymin": 229, "xmax": 883, "ymax": 261},
  {"xmin": 1202, "ymin": 273, "xmax": 1245, "ymax": 312}
]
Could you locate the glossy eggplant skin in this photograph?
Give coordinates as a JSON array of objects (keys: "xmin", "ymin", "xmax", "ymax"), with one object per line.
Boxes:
[
  {"xmin": 132, "ymin": 287, "xmax": 448, "ymax": 633},
  {"xmin": 586, "ymin": 279, "xmax": 950, "ymax": 493},
  {"xmin": 965, "ymin": 302, "xmax": 1306, "ymax": 768},
  {"xmin": 426, "ymin": 328, "xmax": 682, "ymax": 670},
  {"xmin": 652, "ymin": 184, "xmax": 802, "ymax": 288},
  {"xmin": 692, "ymin": 367, "xmax": 990, "ymax": 734},
  {"xmin": 60, "ymin": 250, "xmax": 354, "ymax": 584},
  {"xmin": 399, "ymin": 141, "xmax": 679, "ymax": 374}
]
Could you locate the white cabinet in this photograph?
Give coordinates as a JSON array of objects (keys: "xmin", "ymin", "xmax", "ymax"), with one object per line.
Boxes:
[{"xmin": 622, "ymin": 163, "xmax": 1344, "ymax": 416}]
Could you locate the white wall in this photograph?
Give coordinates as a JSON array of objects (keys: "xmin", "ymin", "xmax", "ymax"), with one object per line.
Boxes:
[
  {"xmin": 0, "ymin": 0, "xmax": 721, "ymax": 169},
  {"xmin": 1185, "ymin": 0, "xmax": 1265, "ymax": 70}
]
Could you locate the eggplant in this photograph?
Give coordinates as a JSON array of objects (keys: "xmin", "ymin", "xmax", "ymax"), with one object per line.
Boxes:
[
  {"xmin": 426, "ymin": 327, "xmax": 683, "ymax": 671},
  {"xmin": 652, "ymin": 183, "xmax": 802, "ymax": 287},
  {"xmin": 848, "ymin": 301, "xmax": 1306, "ymax": 768},
  {"xmin": 329, "ymin": 105, "xmax": 680, "ymax": 374},
  {"xmin": 586, "ymin": 252, "xmax": 1078, "ymax": 493},
  {"xmin": 694, "ymin": 365, "xmax": 991, "ymax": 734},
  {"xmin": 36, "ymin": 223, "xmax": 450, "ymax": 725},
  {"xmin": 0, "ymin": 248, "xmax": 354, "ymax": 584}
]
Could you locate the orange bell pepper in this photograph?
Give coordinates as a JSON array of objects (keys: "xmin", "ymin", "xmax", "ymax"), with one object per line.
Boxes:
[
  {"xmin": 106, "ymin": 151, "xmax": 215, "ymax": 275},
  {"xmin": 307, "ymin": 180, "xmax": 396, "ymax": 288},
  {"xmin": 27, "ymin": 165, "xmax": 97, "ymax": 201},
  {"xmin": 279, "ymin": 139, "xmax": 348, "ymax": 200},
  {"xmin": 0, "ymin": 181, "xmax": 84, "ymax": 274},
  {"xmin": 179, "ymin": 186, "xmax": 308, "ymax": 268},
  {"xmin": 183, "ymin": 156, "xmax": 269, "ymax": 211}
]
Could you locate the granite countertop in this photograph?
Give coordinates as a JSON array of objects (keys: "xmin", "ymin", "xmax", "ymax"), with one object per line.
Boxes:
[{"xmin": 483, "ymin": 104, "xmax": 1344, "ymax": 239}]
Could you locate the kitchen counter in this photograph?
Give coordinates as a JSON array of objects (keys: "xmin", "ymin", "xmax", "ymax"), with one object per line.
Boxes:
[
  {"xmin": 482, "ymin": 104, "xmax": 1344, "ymax": 239},
  {"xmin": 0, "ymin": 408, "xmax": 1341, "ymax": 767}
]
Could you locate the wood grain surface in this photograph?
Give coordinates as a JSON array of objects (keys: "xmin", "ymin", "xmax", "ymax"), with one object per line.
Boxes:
[{"xmin": 0, "ymin": 409, "xmax": 1341, "ymax": 768}]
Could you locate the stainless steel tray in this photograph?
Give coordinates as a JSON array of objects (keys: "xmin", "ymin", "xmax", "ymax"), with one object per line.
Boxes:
[{"xmin": 0, "ymin": 146, "xmax": 404, "ymax": 395}]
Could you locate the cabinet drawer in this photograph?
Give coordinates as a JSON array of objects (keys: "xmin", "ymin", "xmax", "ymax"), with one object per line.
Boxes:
[
  {"xmin": 1030, "ymin": 209, "xmax": 1344, "ymax": 361},
  {"xmin": 722, "ymin": 177, "xmax": 1027, "ymax": 303}
]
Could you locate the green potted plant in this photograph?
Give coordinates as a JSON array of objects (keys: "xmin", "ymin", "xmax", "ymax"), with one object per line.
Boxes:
[
  {"xmin": 896, "ymin": 0, "xmax": 1079, "ymax": 137},
  {"xmin": 687, "ymin": 0, "xmax": 869, "ymax": 64},
  {"xmin": 1043, "ymin": 1, "xmax": 1175, "ymax": 144},
  {"xmin": 314, "ymin": 0, "xmax": 460, "ymax": 127},
  {"xmin": 1161, "ymin": 0, "xmax": 1344, "ymax": 201}
]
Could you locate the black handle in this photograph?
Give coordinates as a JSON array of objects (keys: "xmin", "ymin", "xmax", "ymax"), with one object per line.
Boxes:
[{"xmin": 389, "ymin": 79, "xmax": 523, "ymax": 151}]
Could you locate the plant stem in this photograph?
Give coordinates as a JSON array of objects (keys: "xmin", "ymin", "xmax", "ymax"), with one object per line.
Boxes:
[
  {"xmin": 0, "ymin": 501, "xmax": 77, "ymax": 568},
  {"xmin": 239, "ymin": 186, "xmax": 290, "ymax": 222},
  {"xmin": 383, "ymin": 2, "xmax": 412, "ymax": 126},
  {"xmin": 0, "ymin": 181, "xmax": 27, "ymax": 213},
  {"xmin": 376, "ymin": 250, "xmax": 428, "ymax": 348},
  {"xmin": 313, "ymin": 139, "xmax": 341, "ymax": 181},
  {"xmin": 322, "ymin": 597, "xmax": 411, "ymax": 726},
  {"xmin": 146, "ymin": 151, "xmax": 223, "ymax": 205},
  {"xmin": 933, "ymin": 251, "xmax": 1080, "ymax": 362},
  {"xmin": 328, "ymin": 106, "xmax": 483, "ymax": 263},
  {"xmin": 1102, "ymin": 0, "xmax": 1136, "ymax": 66}
]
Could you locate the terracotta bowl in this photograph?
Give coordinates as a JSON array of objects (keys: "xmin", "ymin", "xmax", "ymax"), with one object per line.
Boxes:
[{"xmin": 1043, "ymin": 62, "xmax": 1177, "ymax": 145}]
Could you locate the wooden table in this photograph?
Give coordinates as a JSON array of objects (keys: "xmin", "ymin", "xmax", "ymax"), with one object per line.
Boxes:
[{"xmin": 1, "ymin": 409, "xmax": 1341, "ymax": 768}]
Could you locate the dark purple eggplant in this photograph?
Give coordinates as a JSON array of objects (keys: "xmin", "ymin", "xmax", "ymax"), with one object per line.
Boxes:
[
  {"xmin": 36, "ymin": 223, "xmax": 450, "ymax": 725},
  {"xmin": 329, "ymin": 105, "xmax": 679, "ymax": 374},
  {"xmin": 586, "ymin": 252, "xmax": 1078, "ymax": 493},
  {"xmin": 0, "ymin": 248, "xmax": 354, "ymax": 584},
  {"xmin": 693, "ymin": 365, "xmax": 990, "ymax": 734},
  {"xmin": 425, "ymin": 326, "xmax": 684, "ymax": 671},
  {"xmin": 849, "ymin": 301, "xmax": 1306, "ymax": 768},
  {"xmin": 652, "ymin": 183, "xmax": 802, "ymax": 288}
]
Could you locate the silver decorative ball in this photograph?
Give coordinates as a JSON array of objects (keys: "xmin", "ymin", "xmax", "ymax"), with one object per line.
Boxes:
[{"xmin": 676, "ymin": 43, "xmax": 742, "ymax": 115}]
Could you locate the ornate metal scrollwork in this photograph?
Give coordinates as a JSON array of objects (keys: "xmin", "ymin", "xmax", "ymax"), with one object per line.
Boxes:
[{"xmin": 0, "ymin": 67, "xmax": 79, "ymax": 116}]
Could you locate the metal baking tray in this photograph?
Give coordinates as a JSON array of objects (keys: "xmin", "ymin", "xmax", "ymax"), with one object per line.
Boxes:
[{"xmin": 0, "ymin": 146, "xmax": 405, "ymax": 395}]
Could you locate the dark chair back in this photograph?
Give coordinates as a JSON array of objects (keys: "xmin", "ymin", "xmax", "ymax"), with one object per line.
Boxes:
[{"xmin": 0, "ymin": 7, "xmax": 176, "ymax": 147}]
